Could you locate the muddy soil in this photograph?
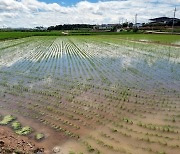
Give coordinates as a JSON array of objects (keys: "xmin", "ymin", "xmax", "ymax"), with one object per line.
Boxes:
[{"xmin": 0, "ymin": 127, "xmax": 44, "ymax": 154}]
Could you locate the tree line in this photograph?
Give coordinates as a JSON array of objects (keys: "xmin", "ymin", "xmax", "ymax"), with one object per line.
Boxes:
[{"xmin": 47, "ymin": 24, "xmax": 95, "ymax": 31}]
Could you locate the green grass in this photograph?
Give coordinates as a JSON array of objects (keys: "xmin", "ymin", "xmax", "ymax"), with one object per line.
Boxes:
[
  {"xmin": 0, "ymin": 31, "xmax": 137, "ymax": 41},
  {"xmin": 84, "ymin": 34, "xmax": 180, "ymax": 45},
  {"xmin": 0, "ymin": 31, "xmax": 62, "ymax": 41},
  {"xmin": 114, "ymin": 34, "xmax": 180, "ymax": 44},
  {"xmin": 75, "ymin": 34, "xmax": 180, "ymax": 45},
  {"xmin": 0, "ymin": 31, "xmax": 179, "ymax": 45}
]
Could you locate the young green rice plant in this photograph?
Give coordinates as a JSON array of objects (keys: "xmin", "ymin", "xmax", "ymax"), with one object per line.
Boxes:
[
  {"xmin": 35, "ymin": 133, "xmax": 45, "ymax": 140},
  {"xmin": 16, "ymin": 126, "xmax": 32, "ymax": 135},
  {"xmin": 123, "ymin": 117, "xmax": 133, "ymax": 124},
  {"xmin": 0, "ymin": 115, "xmax": 16, "ymax": 125},
  {"xmin": 11, "ymin": 121, "xmax": 21, "ymax": 130},
  {"xmin": 87, "ymin": 145, "xmax": 95, "ymax": 152},
  {"xmin": 69, "ymin": 151, "xmax": 76, "ymax": 154}
]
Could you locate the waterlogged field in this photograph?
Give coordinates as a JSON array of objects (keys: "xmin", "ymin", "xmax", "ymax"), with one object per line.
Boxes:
[{"xmin": 0, "ymin": 34, "xmax": 180, "ymax": 154}]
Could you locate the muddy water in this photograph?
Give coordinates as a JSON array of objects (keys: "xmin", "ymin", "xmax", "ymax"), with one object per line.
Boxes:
[
  {"xmin": 0, "ymin": 108, "xmax": 68, "ymax": 153},
  {"xmin": 0, "ymin": 36, "xmax": 180, "ymax": 154}
]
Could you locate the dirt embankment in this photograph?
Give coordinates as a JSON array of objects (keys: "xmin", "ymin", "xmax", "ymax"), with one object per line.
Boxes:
[{"xmin": 0, "ymin": 127, "xmax": 44, "ymax": 154}]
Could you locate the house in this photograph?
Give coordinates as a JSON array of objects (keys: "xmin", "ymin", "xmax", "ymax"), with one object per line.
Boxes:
[
  {"xmin": 94, "ymin": 24, "xmax": 116, "ymax": 31},
  {"xmin": 34, "ymin": 26, "xmax": 47, "ymax": 31},
  {"xmin": 133, "ymin": 23, "xmax": 142, "ymax": 28},
  {"xmin": 149, "ymin": 17, "xmax": 180, "ymax": 24}
]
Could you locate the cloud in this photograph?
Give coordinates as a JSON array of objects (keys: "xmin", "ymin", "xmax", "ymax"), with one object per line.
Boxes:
[{"xmin": 0, "ymin": 0, "xmax": 179, "ymax": 28}]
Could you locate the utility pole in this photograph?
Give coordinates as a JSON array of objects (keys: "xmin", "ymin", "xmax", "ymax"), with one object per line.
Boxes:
[
  {"xmin": 119, "ymin": 18, "xmax": 123, "ymax": 28},
  {"xmin": 135, "ymin": 14, "xmax": 137, "ymax": 28},
  {"xmin": 172, "ymin": 7, "xmax": 177, "ymax": 33}
]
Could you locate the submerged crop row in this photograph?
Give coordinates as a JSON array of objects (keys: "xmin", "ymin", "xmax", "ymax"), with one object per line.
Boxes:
[{"xmin": 0, "ymin": 35, "xmax": 179, "ymax": 154}]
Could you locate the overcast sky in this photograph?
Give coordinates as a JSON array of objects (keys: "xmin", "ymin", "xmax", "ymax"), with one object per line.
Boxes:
[{"xmin": 0, "ymin": 0, "xmax": 179, "ymax": 28}]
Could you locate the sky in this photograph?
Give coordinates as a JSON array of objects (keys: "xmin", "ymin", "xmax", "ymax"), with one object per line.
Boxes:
[
  {"xmin": 0, "ymin": 0, "xmax": 180, "ymax": 28},
  {"xmin": 39, "ymin": 0, "xmax": 99, "ymax": 6}
]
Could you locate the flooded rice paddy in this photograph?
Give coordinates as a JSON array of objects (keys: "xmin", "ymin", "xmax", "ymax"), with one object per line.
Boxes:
[{"xmin": 0, "ymin": 35, "xmax": 180, "ymax": 154}]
